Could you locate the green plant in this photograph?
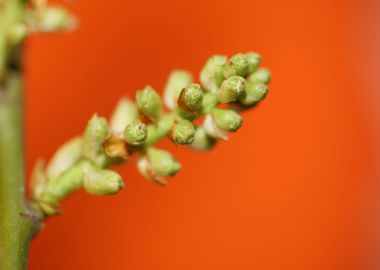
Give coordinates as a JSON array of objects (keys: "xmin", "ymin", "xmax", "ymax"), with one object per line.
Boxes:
[{"xmin": 0, "ymin": 1, "xmax": 270, "ymax": 269}]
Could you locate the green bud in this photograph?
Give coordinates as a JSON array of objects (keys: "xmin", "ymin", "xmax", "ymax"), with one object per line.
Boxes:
[
  {"xmin": 171, "ymin": 119, "xmax": 195, "ymax": 144},
  {"xmin": 147, "ymin": 147, "xmax": 181, "ymax": 177},
  {"xmin": 163, "ymin": 70, "xmax": 193, "ymax": 109},
  {"xmin": 212, "ymin": 108, "xmax": 243, "ymax": 132},
  {"xmin": 177, "ymin": 83, "xmax": 204, "ymax": 112},
  {"xmin": 136, "ymin": 86, "xmax": 163, "ymax": 121},
  {"xmin": 110, "ymin": 98, "xmax": 138, "ymax": 132},
  {"xmin": 246, "ymin": 52, "xmax": 262, "ymax": 74},
  {"xmin": 200, "ymin": 55, "xmax": 227, "ymax": 93},
  {"xmin": 223, "ymin": 53, "xmax": 249, "ymax": 78},
  {"xmin": 217, "ymin": 75, "xmax": 246, "ymax": 103},
  {"xmin": 46, "ymin": 137, "xmax": 82, "ymax": 179},
  {"xmin": 240, "ymin": 82, "xmax": 268, "ymax": 105},
  {"xmin": 190, "ymin": 126, "xmax": 217, "ymax": 151},
  {"xmin": 248, "ymin": 67, "xmax": 271, "ymax": 84},
  {"xmin": 124, "ymin": 119, "xmax": 147, "ymax": 145},
  {"xmin": 83, "ymin": 169, "xmax": 124, "ymax": 196},
  {"xmin": 82, "ymin": 114, "xmax": 109, "ymax": 162},
  {"xmin": 200, "ymin": 92, "xmax": 219, "ymax": 115},
  {"xmin": 37, "ymin": 6, "xmax": 75, "ymax": 32}
]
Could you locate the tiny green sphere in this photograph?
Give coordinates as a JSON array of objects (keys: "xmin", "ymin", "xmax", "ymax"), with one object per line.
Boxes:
[
  {"xmin": 124, "ymin": 119, "xmax": 147, "ymax": 145},
  {"xmin": 171, "ymin": 119, "xmax": 195, "ymax": 144},
  {"xmin": 136, "ymin": 86, "xmax": 163, "ymax": 120},
  {"xmin": 147, "ymin": 148, "xmax": 181, "ymax": 177},
  {"xmin": 241, "ymin": 82, "xmax": 268, "ymax": 105},
  {"xmin": 246, "ymin": 52, "xmax": 262, "ymax": 74},
  {"xmin": 199, "ymin": 55, "xmax": 227, "ymax": 93},
  {"xmin": 248, "ymin": 67, "xmax": 271, "ymax": 84},
  {"xmin": 212, "ymin": 108, "xmax": 243, "ymax": 132},
  {"xmin": 178, "ymin": 83, "xmax": 204, "ymax": 111},
  {"xmin": 217, "ymin": 75, "xmax": 246, "ymax": 103},
  {"xmin": 223, "ymin": 53, "xmax": 249, "ymax": 78}
]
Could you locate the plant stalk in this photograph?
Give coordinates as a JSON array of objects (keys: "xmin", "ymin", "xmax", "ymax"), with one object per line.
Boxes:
[{"xmin": 0, "ymin": 71, "xmax": 40, "ymax": 270}]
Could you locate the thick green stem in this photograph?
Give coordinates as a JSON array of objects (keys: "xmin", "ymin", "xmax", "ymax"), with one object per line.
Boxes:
[{"xmin": 0, "ymin": 73, "xmax": 39, "ymax": 270}]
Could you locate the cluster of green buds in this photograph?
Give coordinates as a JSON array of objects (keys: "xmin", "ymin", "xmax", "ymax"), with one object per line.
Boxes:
[{"xmin": 30, "ymin": 52, "xmax": 270, "ymax": 217}]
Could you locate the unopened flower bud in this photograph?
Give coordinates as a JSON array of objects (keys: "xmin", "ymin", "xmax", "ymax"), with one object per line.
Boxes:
[
  {"xmin": 212, "ymin": 108, "xmax": 243, "ymax": 132},
  {"xmin": 246, "ymin": 52, "xmax": 262, "ymax": 74},
  {"xmin": 136, "ymin": 156, "xmax": 166, "ymax": 185},
  {"xmin": 200, "ymin": 55, "xmax": 227, "ymax": 93},
  {"xmin": 171, "ymin": 119, "xmax": 195, "ymax": 144},
  {"xmin": 200, "ymin": 92, "xmax": 219, "ymax": 114},
  {"xmin": 190, "ymin": 126, "xmax": 217, "ymax": 151},
  {"xmin": 102, "ymin": 133, "xmax": 129, "ymax": 159},
  {"xmin": 84, "ymin": 169, "xmax": 124, "ymax": 196},
  {"xmin": 36, "ymin": 6, "xmax": 75, "ymax": 32},
  {"xmin": 240, "ymin": 82, "xmax": 268, "ymax": 105},
  {"xmin": 124, "ymin": 119, "xmax": 147, "ymax": 146},
  {"xmin": 223, "ymin": 53, "xmax": 249, "ymax": 78},
  {"xmin": 46, "ymin": 137, "xmax": 82, "ymax": 179},
  {"xmin": 136, "ymin": 86, "xmax": 163, "ymax": 121},
  {"xmin": 203, "ymin": 114, "xmax": 228, "ymax": 141},
  {"xmin": 217, "ymin": 75, "xmax": 246, "ymax": 103},
  {"xmin": 110, "ymin": 98, "xmax": 138, "ymax": 132},
  {"xmin": 163, "ymin": 70, "xmax": 193, "ymax": 109},
  {"xmin": 248, "ymin": 67, "xmax": 271, "ymax": 84},
  {"xmin": 177, "ymin": 83, "xmax": 204, "ymax": 112},
  {"xmin": 82, "ymin": 114, "xmax": 109, "ymax": 162},
  {"xmin": 147, "ymin": 147, "xmax": 181, "ymax": 177}
]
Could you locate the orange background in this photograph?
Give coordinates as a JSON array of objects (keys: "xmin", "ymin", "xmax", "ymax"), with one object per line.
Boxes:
[{"xmin": 26, "ymin": 0, "xmax": 380, "ymax": 269}]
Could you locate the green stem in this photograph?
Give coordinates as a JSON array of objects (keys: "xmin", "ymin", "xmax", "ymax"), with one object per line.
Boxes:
[{"xmin": 0, "ymin": 73, "xmax": 40, "ymax": 270}]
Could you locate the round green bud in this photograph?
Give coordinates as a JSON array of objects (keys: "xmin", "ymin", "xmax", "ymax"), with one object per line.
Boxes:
[
  {"xmin": 147, "ymin": 148, "xmax": 181, "ymax": 177},
  {"xmin": 248, "ymin": 67, "xmax": 271, "ymax": 84},
  {"xmin": 200, "ymin": 55, "xmax": 227, "ymax": 93},
  {"xmin": 212, "ymin": 108, "xmax": 243, "ymax": 132},
  {"xmin": 171, "ymin": 119, "xmax": 195, "ymax": 144},
  {"xmin": 136, "ymin": 86, "xmax": 163, "ymax": 121},
  {"xmin": 124, "ymin": 119, "xmax": 147, "ymax": 145},
  {"xmin": 110, "ymin": 98, "xmax": 138, "ymax": 132},
  {"xmin": 177, "ymin": 83, "xmax": 204, "ymax": 112},
  {"xmin": 82, "ymin": 114, "xmax": 109, "ymax": 162},
  {"xmin": 190, "ymin": 126, "xmax": 217, "ymax": 151},
  {"xmin": 223, "ymin": 53, "xmax": 249, "ymax": 78},
  {"xmin": 246, "ymin": 52, "xmax": 262, "ymax": 74},
  {"xmin": 240, "ymin": 82, "xmax": 268, "ymax": 105},
  {"xmin": 84, "ymin": 169, "xmax": 124, "ymax": 196},
  {"xmin": 217, "ymin": 75, "xmax": 246, "ymax": 103},
  {"xmin": 163, "ymin": 70, "xmax": 193, "ymax": 109}
]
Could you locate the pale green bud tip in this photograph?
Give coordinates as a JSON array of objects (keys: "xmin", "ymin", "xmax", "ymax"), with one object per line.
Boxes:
[
  {"xmin": 163, "ymin": 70, "xmax": 193, "ymax": 109},
  {"xmin": 84, "ymin": 169, "xmax": 124, "ymax": 196},
  {"xmin": 190, "ymin": 126, "xmax": 217, "ymax": 151},
  {"xmin": 246, "ymin": 52, "xmax": 262, "ymax": 74},
  {"xmin": 136, "ymin": 86, "xmax": 163, "ymax": 120},
  {"xmin": 249, "ymin": 68, "xmax": 271, "ymax": 84},
  {"xmin": 85, "ymin": 114, "xmax": 109, "ymax": 141},
  {"xmin": 171, "ymin": 119, "xmax": 195, "ymax": 144},
  {"xmin": 241, "ymin": 82, "xmax": 268, "ymax": 105},
  {"xmin": 124, "ymin": 119, "xmax": 147, "ymax": 145},
  {"xmin": 147, "ymin": 148, "xmax": 181, "ymax": 177},
  {"xmin": 200, "ymin": 92, "xmax": 219, "ymax": 114},
  {"xmin": 200, "ymin": 55, "xmax": 227, "ymax": 93},
  {"xmin": 212, "ymin": 108, "xmax": 243, "ymax": 132},
  {"xmin": 223, "ymin": 53, "xmax": 249, "ymax": 78},
  {"xmin": 217, "ymin": 75, "xmax": 246, "ymax": 103},
  {"xmin": 38, "ymin": 6, "xmax": 75, "ymax": 32},
  {"xmin": 178, "ymin": 83, "xmax": 204, "ymax": 111},
  {"xmin": 110, "ymin": 98, "xmax": 138, "ymax": 132}
]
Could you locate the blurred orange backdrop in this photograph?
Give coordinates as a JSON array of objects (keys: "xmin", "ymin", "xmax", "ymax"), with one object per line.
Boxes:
[{"xmin": 26, "ymin": 0, "xmax": 380, "ymax": 269}]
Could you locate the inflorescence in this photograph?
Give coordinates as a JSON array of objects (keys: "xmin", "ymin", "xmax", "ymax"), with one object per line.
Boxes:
[{"xmin": 30, "ymin": 52, "xmax": 271, "ymax": 217}]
